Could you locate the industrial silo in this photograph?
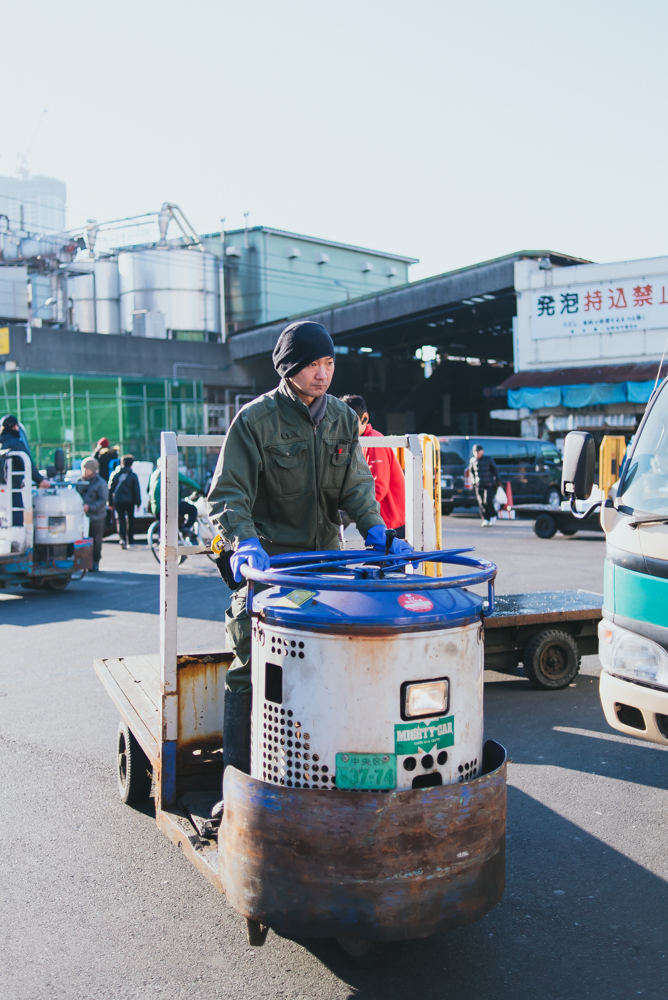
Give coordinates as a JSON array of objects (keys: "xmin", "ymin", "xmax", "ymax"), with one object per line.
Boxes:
[
  {"xmin": 69, "ymin": 258, "xmax": 121, "ymax": 334},
  {"xmin": 118, "ymin": 247, "xmax": 221, "ymax": 340}
]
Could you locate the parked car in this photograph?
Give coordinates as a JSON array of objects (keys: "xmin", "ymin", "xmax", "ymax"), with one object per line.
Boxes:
[{"xmin": 438, "ymin": 435, "xmax": 562, "ymax": 514}]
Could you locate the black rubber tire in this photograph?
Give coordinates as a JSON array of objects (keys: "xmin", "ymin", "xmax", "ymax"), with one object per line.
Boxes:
[
  {"xmin": 21, "ymin": 579, "xmax": 44, "ymax": 589},
  {"xmin": 441, "ymin": 505, "xmax": 453, "ymax": 516},
  {"xmin": 534, "ymin": 514, "xmax": 557, "ymax": 539},
  {"xmin": 43, "ymin": 575, "xmax": 71, "ymax": 591},
  {"xmin": 545, "ymin": 486, "xmax": 562, "ymax": 508},
  {"xmin": 117, "ymin": 721, "xmax": 153, "ymax": 804},
  {"xmin": 336, "ymin": 936, "xmax": 388, "ymax": 967},
  {"xmin": 522, "ymin": 630, "xmax": 581, "ymax": 689},
  {"xmin": 559, "ymin": 527, "xmax": 578, "ymax": 536}
]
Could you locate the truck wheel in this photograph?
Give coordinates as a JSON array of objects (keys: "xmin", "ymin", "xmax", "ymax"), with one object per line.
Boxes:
[
  {"xmin": 522, "ymin": 630, "xmax": 581, "ymax": 689},
  {"xmin": 117, "ymin": 721, "xmax": 153, "ymax": 804},
  {"xmin": 559, "ymin": 527, "xmax": 578, "ymax": 536},
  {"xmin": 441, "ymin": 505, "xmax": 453, "ymax": 516},
  {"xmin": 44, "ymin": 575, "xmax": 71, "ymax": 591},
  {"xmin": 534, "ymin": 514, "xmax": 557, "ymax": 539},
  {"xmin": 545, "ymin": 486, "xmax": 562, "ymax": 508}
]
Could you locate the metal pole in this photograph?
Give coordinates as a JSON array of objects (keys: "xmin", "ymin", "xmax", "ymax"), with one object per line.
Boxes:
[
  {"xmin": 159, "ymin": 430, "xmax": 179, "ymax": 807},
  {"xmin": 69, "ymin": 374, "xmax": 76, "ymax": 458},
  {"xmin": 142, "ymin": 384, "xmax": 149, "ymax": 459},
  {"xmin": 117, "ymin": 376, "xmax": 124, "ymax": 454},
  {"xmin": 404, "ymin": 434, "xmax": 424, "ymax": 565},
  {"xmin": 33, "ymin": 394, "xmax": 41, "ymax": 451},
  {"xmin": 15, "ymin": 371, "xmax": 21, "ymax": 422},
  {"xmin": 85, "ymin": 390, "xmax": 92, "ymax": 452}
]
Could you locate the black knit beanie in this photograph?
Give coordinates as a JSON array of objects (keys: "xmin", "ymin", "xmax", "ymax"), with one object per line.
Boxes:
[{"xmin": 272, "ymin": 321, "xmax": 335, "ymax": 378}]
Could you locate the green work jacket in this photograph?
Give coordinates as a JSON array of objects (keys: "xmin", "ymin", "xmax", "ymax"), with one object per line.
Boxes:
[{"xmin": 207, "ymin": 380, "xmax": 384, "ymax": 553}]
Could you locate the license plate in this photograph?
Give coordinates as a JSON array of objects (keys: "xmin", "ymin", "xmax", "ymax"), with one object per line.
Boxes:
[{"xmin": 335, "ymin": 753, "xmax": 397, "ymax": 790}]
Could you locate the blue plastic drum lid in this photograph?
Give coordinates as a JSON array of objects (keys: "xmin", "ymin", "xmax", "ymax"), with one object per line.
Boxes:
[{"xmin": 254, "ymin": 577, "xmax": 484, "ymax": 630}]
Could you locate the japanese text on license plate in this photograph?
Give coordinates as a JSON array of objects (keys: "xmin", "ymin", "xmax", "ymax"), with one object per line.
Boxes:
[{"xmin": 335, "ymin": 753, "xmax": 397, "ymax": 790}]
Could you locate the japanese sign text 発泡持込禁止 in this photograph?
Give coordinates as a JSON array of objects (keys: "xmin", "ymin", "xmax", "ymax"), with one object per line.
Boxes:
[{"xmin": 529, "ymin": 278, "xmax": 668, "ymax": 339}]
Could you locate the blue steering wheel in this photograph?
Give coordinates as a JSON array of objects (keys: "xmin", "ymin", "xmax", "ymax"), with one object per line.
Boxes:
[{"xmin": 241, "ymin": 547, "xmax": 497, "ymax": 615}]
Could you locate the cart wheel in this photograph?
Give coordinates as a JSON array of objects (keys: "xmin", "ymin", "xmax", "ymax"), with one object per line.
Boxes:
[
  {"xmin": 117, "ymin": 721, "xmax": 153, "ymax": 804},
  {"xmin": 522, "ymin": 630, "xmax": 581, "ymax": 689},
  {"xmin": 534, "ymin": 514, "xmax": 557, "ymax": 539},
  {"xmin": 44, "ymin": 575, "xmax": 71, "ymax": 591},
  {"xmin": 336, "ymin": 935, "xmax": 388, "ymax": 967}
]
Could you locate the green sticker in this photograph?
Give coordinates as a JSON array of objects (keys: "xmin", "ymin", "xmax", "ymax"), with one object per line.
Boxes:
[
  {"xmin": 394, "ymin": 716, "xmax": 454, "ymax": 756},
  {"xmin": 335, "ymin": 753, "xmax": 397, "ymax": 790},
  {"xmin": 272, "ymin": 589, "xmax": 317, "ymax": 608}
]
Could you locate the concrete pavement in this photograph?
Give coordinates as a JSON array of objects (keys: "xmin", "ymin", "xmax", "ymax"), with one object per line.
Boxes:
[{"xmin": 1, "ymin": 519, "xmax": 666, "ymax": 999}]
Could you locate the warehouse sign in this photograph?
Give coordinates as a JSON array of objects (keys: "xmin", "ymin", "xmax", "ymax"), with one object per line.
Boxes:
[{"xmin": 529, "ymin": 277, "xmax": 668, "ymax": 339}]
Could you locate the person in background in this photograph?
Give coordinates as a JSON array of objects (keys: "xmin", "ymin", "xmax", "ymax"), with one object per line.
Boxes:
[
  {"xmin": 76, "ymin": 457, "xmax": 109, "ymax": 571},
  {"xmin": 0, "ymin": 415, "xmax": 50, "ymax": 526},
  {"xmin": 93, "ymin": 438, "xmax": 118, "ymax": 482},
  {"xmin": 109, "ymin": 454, "xmax": 142, "ymax": 549},
  {"xmin": 148, "ymin": 459, "xmax": 201, "ymax": 537},
  {"xmin": 469, "ymin": 444, "xmax": 501, "ymax": 527},
  {"xmin": 340, "ymin": 394, "xmax": 406, "ymax": 537}
]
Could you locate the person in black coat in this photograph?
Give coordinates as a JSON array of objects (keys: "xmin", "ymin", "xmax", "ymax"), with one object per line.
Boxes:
[
  {"xmin": 0, "ymin": 415, "xmax": 49, "ymax": 526},
  {"xmin": 469, "ymin": 444, "xmax": 502, "ymax": 526},
  {"xmin": 108, "ymin": 454, "xmax": 142, "ymax": 549}
]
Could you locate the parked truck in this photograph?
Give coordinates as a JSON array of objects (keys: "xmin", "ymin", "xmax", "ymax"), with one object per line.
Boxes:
[{"xmin": 562, "ymin": 385, "xmax": 668, "ymax": 746}]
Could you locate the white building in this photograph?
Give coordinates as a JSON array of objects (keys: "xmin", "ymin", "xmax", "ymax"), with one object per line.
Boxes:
[
  {"xmin": 501, "ymin": 256, "xmax": 668, "ymax": 439},
  {"xmin": 0, "ymin": 174, "xmax": 66, "ymax": 234}
]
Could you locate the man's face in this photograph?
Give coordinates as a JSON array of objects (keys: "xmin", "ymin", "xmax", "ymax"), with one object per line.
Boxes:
[
  {"xmin": 476, "ymin": 448, "xmax": 484, "ymax": 458},
  {"xmin": 82, "ymin": 465, "xmax": 95, "ymax": 480},
  {"xmin": 290, "ymin": 356, "xmax": 335, "ymax": 399}
]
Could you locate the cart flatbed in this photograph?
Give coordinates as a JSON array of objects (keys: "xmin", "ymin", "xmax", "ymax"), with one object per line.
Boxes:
[
  {"xmin": 484, "ymin": 589, "xmax": 602, "ymax": 685},
  {"xmin": 94, "ymin": 649, "xmax": 233, "ymax": 893},
  {"xmin": 513, "ymin": 504, "xmax": 604, "ymax": 538}
]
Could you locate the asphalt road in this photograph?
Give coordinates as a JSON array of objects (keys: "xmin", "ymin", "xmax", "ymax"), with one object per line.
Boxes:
[{"xmin": 1, "ymin": 516, "xmax": 667, "ymax": 1000}]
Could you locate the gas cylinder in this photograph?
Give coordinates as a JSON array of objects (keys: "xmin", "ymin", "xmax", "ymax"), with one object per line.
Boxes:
[{"xmin": 33, "ymin": 486, "xmax": 84, "ymax": 545}]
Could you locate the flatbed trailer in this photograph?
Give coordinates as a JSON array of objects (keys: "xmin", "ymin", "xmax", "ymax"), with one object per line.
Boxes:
[
  {"xmin": 513, "ymin": 503, "xmax": 604, "ymax": 539},
  {"xmin": 484, "ymin": 589, "xmax": 602, "ymax": 688}
]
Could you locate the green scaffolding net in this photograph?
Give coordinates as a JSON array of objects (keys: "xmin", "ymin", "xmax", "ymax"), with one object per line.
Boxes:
[{"xmin": 0, "ymin": 370, "xmax": 205, "ymax": 476}]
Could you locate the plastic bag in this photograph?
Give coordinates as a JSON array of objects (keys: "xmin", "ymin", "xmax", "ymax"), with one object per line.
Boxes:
[{"xmin": 494, "ymin": 485, "xmax": 508, "ymax": 507}]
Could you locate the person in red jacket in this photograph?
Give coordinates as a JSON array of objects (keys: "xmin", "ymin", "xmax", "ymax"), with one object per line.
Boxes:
[{"xmin": 341, "ymin": 394, "xmax": 406, "ymax": 537}]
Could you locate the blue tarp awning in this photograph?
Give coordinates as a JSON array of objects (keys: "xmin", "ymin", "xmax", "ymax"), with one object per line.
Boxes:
[{"xmin": 508, "ymin": 380, "xmax": 655, "ymax": 410}]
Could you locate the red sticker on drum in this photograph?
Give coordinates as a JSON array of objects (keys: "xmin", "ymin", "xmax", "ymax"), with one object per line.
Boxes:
[{"xmin": 398, "ymin": 593, "xmax": 434, "ymax": 613}]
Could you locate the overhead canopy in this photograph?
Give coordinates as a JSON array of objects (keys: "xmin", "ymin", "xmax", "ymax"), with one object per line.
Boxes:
[{"xmin": 502, "ymin": 363, "xmax": 668, "ymax": 410}]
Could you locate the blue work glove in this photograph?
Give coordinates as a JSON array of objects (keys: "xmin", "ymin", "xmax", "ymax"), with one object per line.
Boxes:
[
  {"xmin": 230, "ymin": 538, "xmax": 271, "ymax": 583},
  {"xmin": 365, "ymin": 524, "xmax": 414, "ymax": 556}
]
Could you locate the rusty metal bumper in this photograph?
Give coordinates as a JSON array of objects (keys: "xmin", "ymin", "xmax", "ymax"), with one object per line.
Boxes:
[{"xmin": 220, "ymin": 739, "xmax": 506, "ymax": 942}]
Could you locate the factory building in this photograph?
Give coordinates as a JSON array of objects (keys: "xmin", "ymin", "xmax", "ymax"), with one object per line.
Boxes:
[
  {"xmin": 1, "ymin": 172, "xmax": 662, "ymax": 475},
  {"xmin": 218, "ymin": 226, "xmax": 416, "ymax": 334}
]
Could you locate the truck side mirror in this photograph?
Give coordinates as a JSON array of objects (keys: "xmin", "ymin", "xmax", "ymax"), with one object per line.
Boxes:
[
  {"xmin": 561, "ymin": 431, "xmax": 596, "ymax": 500},
  {"xmin": 54, "ymin": 448, "xmax": 66, "ymax": 474}
]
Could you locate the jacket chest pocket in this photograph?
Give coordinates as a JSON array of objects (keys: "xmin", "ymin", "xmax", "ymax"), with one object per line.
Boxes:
[
  {"xmin": 267, "ymin": 441, "xmax": 309, "ymax": 497},
  {"xmin": 321, "ymin": 440, "xmax": 351, "ymax": 493}
]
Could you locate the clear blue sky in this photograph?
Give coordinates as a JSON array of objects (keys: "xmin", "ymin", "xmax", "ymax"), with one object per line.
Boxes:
[{"xmin": 2, "ymin": 0, "xmax": 667, "ymax": 280}]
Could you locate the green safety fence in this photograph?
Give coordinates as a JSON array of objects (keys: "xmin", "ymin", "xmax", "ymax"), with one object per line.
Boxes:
[{"xmin": 0, "ymin": 370, "xmax": 206, "ymax": 481}]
